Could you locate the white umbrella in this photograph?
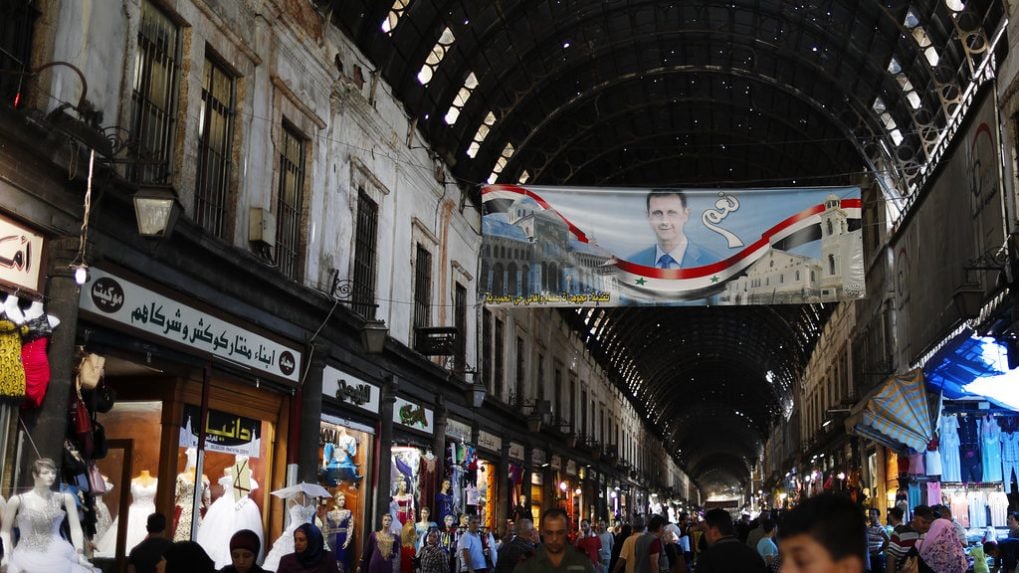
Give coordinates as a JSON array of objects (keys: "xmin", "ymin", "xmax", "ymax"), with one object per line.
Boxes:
[{"xmin": 270, "ymin": 482, "xmax": 332, "ymax": 499}]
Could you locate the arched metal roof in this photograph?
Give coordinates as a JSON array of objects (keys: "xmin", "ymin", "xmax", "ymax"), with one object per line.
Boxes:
[{"xmin": 330, "ymin": 0, "xmax": 1006, "ymax": 491}]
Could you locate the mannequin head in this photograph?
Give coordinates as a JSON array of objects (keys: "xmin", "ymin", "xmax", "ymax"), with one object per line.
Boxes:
[
  {"xmin": 459, "ymin": 514, "xmax": 469, "ymax": 527},
  {"xmin": 444, "ymin": 515, "xmax": 455, "ymax": 529},
  {"xmin": 442, "ymin": 479, "xmax": 451, "ymax": 493},
  {"xmin": 419, "ymin": 507, "xmax": 431, "ymax": 523},
  {"xmin": 334, "ymin": 493, "xmax": 346, "ymax": 509},
  {"xmin": 32, "ymin": 458, "xmax": 57, "ymax": 488},
  {"xmin": 519, "ymin": 495, "xmax": 527, "ymax": 506},
  {"xmin": 381, "ymin": 514, "xmax": 393, "ymax": 531},
  {"xmin": 395, "ymin": 479, "xmax": 407, "ymax": 495}
]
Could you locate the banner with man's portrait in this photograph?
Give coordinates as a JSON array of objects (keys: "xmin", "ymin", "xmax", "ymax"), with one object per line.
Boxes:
[{"xmin": 480, "ymin": 185, "xmax": 864, "ymax": 307}]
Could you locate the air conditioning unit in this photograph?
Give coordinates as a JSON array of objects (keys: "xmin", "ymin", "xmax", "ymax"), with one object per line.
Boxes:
[{"xmin": 249, "ymin": 207, "xmax": 276, "ymax": 247}]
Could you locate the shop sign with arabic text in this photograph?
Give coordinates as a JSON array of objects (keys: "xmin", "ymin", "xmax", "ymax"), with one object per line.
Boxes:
[
  {"xmin": 180, "ymin": 404, "xmax": 261, "ymax": 457},
  {"xmin": 393, "ymin": 397, "xmax": 433, "ymax": 431},
  {"xmin": 0, "ymin": 214, "xmax": 44, "ymax": 295},
  {"xmin": 323, "ymin": 366, "xmax": 379, "ymax": 412},
  {"xmin": 78, "ymin": 268, "xmax": 301, "ymax": 383}
]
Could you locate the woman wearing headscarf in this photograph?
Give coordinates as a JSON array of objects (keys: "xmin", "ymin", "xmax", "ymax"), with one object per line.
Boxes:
[
  {"xmin": 277, "ymin": 523, "xmax": 339, "ymax": 573},
  {"xmin": 418, "ymin": 529, "xmax": 448, "ymax": 573},
  {"xmin": 901, "ymin": 518, "xmax": 967, "ymax": 573},
  {"xmin": 218, "ymin": 529, "xmax": 268, "ymax": 573},
  {"xmin": 159, "ymin": 541, "xmax": 216, "ymax": 573}
]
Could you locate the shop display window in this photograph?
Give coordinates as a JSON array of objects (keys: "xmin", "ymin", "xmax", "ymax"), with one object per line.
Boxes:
[
  {"xmin": 530, "ymin": 474, "xmax": 543, "ymax": 522},
  {"xmin": 93, "ymin": 401, "xmax": 163, "ymax": 559},
  {"xmin": 319, "ymin": 420, "xmax": 374, "ymax": 573}
]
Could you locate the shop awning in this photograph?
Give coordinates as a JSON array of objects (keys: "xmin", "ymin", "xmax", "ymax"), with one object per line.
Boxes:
[
  {"xmin": 923, "ymin": 330, "xmax": 1019, "ymax": 410},
  {"xmin": 846, "ymin": 369, "xmax": 934, "ymax": 452}
]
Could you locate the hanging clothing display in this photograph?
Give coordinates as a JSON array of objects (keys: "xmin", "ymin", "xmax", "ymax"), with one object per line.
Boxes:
[
  {"xmin": 0, "ymin": 317, "xmax": 27, "ymax": 402},
  {"xmin": 418, "ymin": 452, "xmax": 437, "ymax": 515},
  {"xmin": 982, "ymin": 416, "xmax": 1004, "ymax": 483},
  {"xmin": 20, "ymin": 312, "xmax": 53, "ymax": 409},
  {"xmin": 908, "ymin": 451, "xmax": 926, "ymax": 475},
  {"xmin": 195, "ymin": 474, "xmax": 264, "ymax": 569},
  {"xmin": 941, "ymin": 415, "xmax": 962, "ymax": 482},
  {"xmin": 989, "ymin": 491, "xmax": 1009, "ymax": 527},
  {"xmin": 950, "ymin": 491, "xmax": 969, "ymax": 528},
  {"xmin": 1003, "ymin": 432, "xmax": 1019, "ymax": 485},
  {"xmin": 926, "ymin": 437, "xmax": 943, "ymax": 477},
  {"xmin": 908, "ymin": 482, "xmax": 921, "ymax": 510},
  {"xmin": 959, "ymin": 416, "xmax": 982, "ymax": 483},
  {"xmin": 926, "ymin": 481, "xmax": 941, "ymax": 507},
  {"xmin": 967, "ymin": 490, "xmax": 987, "ymax": 529}
]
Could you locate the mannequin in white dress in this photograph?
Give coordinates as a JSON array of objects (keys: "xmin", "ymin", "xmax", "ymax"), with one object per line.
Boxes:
[
  {"xmin": 0, "ymin": 458, "xmax": 98, "ymax": 572},
  {"xmin": 262, "ymin": 493, "xmax": 317, "ymax": 572},
  {"xmin": 95, "ymin": 471, "xmax": 158, "ymax": 556},
  {"xmin": 196, "ymin": 456, "xmax": 264, "ymax": 569}
]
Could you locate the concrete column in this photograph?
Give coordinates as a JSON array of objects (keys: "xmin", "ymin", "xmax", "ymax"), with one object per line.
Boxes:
[
  {"xmin": 20, "ymin": 237, "xmax": 82, "ymax": 480},
  {"xmin": 374, "ymin": 374, "xmax": 398, "ymax": 527},
  {"xmin": 431, "ymin": 395, "xmax": 447, "ymax": 513},
  {"xmin": 298, "ymin": 343, "xmax": 328, "ymax": 483}
]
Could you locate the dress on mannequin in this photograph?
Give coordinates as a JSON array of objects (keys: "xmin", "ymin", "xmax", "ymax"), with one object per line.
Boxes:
[
  {"xmin": 325, "ymin": 495, "xmax": 354, "ymax": 573},
  {"xmin": 96, "ymin": 473, "xmax": 158, "ymax": 556},
  {"xmin": 925, "ymin": 437, "xmax": 943, "ymax": 477},
  {"xmin": 19, "ymin": 302, "xmax": 54, "ymax": 409},
  {"xmin": 323, "ymin": 427, "xmax": 363, "ymax": 485},
  {"xmin": 0, "ymin": 460, "xmax": 98, "ymax": 572},
  {"xmin": 0, "ymin": 304, "xmax": 28, "ymax": 402},
  {"xmin": 94, "ymin": 477, "xmax": 114, "ymax": 543},
  {"xmin": 196, "ymin": 465, "xmax": 263, "ymax": 570},
  {"xmin": 262, "ymin": 499, "xmax": 317, "ymax": 572},
  {"xmin": 435, "ymin": 480, "xmax": 454, "ymax": 525},
  {"xmin": 172, "ymin": 454, "xmax": 210, "ymax": 542}
]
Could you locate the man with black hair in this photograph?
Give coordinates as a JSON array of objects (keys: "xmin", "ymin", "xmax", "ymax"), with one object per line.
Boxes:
[
  {"xmin": 613, "ymin": 516, "xmax": 646, "ymax": 573},
  {"xmin": 634, "ymin": 515, "xmax": 666, "ymax": 573},
  {"xmin": 513, "ymin": 509, "xmax": 594, "ymax": 573},
  {"xmin": 776, "ymin": 494, "xmax": 866, "ymax": 573},
  {"xmin": 984, "ymin": 539, "xmax": 1019, "ymax": 573},
  {"xmin": 886, "ymin": 505, "xmax": 933, "ymax": 573},
  {"xmin": 128, "ymin": 512, "xmax": 171, "ymax": 573},
  {"xmin": 694, "ymin": 509, "xmax": 767, "ymax": 573}
]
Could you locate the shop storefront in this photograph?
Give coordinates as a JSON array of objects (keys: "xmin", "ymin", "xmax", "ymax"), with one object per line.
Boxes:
[
  {"xmin": 79, "ymin": 266, "xmax": 298, "ymax": 570},
  {"xmin": 319, "ymin": 366, "xmax": 379, "ymax": 573},
  {"xmin": 389, "ymin": 394, "xmax": 436, "ymax": 551},
  {"xmin": 476, "ymin": 430, "xmax": 502, "ymax": 532},
  {"xmin": 531, "ymin": 448, "xmax": 546, "ymax": 521}
]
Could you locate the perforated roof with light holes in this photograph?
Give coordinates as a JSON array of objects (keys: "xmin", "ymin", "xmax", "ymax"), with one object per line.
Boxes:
[{"xmin": 331, "ymin": 0, "xmax": 1005, "ymax": 492}]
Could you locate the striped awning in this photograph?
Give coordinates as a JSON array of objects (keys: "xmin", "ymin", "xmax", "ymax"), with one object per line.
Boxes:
[{"xmin": 848, "ymin": 369, "xmax": 934, "ymax": 452}]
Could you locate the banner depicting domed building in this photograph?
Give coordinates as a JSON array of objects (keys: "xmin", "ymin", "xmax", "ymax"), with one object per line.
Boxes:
[{"xmin": 480, "ymin": 185, "xmax": 864, "ymax": 307}]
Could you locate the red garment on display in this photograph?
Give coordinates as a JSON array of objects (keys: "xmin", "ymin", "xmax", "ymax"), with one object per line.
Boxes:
[
  {"xmin": 20, "ymin": 337, "xmax": 50, "ymax": 408},
  {"xmin": 400, "ymin": 545, "xmax": 415, "ymax": 573}
]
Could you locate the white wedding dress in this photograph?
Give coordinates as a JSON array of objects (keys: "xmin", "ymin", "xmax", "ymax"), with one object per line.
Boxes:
[
  {"xmin": 95, "ymin": 479, "xmax": 157, "ymax": 557},
  {"xmin": 196, "ymin": 475, "xmax": 264, "ymax": 569},
  {"xmin": 261, "ymin": 502, "xmax": 316, "ymax": 572},
  {"xmin": 6, "ymin": 492, "xmax": 98, "ymax": 573}
]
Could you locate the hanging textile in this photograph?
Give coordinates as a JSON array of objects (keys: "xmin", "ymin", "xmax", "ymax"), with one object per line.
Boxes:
[{"xmin": 848, "ymin": 369, "xmax": 934, "ymax": 452}]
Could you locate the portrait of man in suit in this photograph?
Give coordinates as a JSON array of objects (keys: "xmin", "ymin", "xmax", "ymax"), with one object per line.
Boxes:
[{"xmin": 628, "ymin": 189, "xmax": 717, "ymax": 269}]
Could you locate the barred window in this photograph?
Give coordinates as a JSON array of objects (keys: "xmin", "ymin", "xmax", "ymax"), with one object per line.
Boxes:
[
  {"xmin": 195, "ymin": 55, "xmax": 235, "ymax": 238},
  {"xmin": 276, "ymin": 123, "xmax": 305, "ymax": 280},
  {"xmin": 454, "ymin": 283, "xmax": 467, "ymax": 373},
  {"xmin": 353, "ymin": 189, "xmax": 379, "ymax": 317},
  {"xmin": 514, "ymin": 336, "xmax": 525, "ymax": 404},
  {"xmin": 0, "ymin": 1, "xmax": 37, "ymax": 108},
  {"xmin": 413, "ymin": 244, "xmax": 432, "ymax": 330},
  {"xmin": 131, "ymin": 1, "xmax": 181, "ymax": 183},
  {"xmin": 536, "ymin": 353, "xmax": 545, "ymax": 402}
]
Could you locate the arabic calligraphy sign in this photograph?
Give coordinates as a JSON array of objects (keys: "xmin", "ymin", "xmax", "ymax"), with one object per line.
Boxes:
[
  {"xmin": 180, "ymin": 404, "xmax": 261, "ymax": 457},
  {"xmin": 323, "ymin": 366, "xmax": 380, "ymax": 412},
  {"xmin": 446, "ymin": 418, "xmax": 472, "ymax": 442},
  {"xmin": 478, "ymin": 430, "xmax": 502, "ymax": 452},
  {"xmin": 79, "ymin": 268, "xmax": 302, "ymax": 383},
  {"xmin": 0, "ymin": 214, "xmax": 44, "ymax": 295},
  {"xmin": 393, "ymin": 397, "xmax": 433, "ymax": 432},
  {"xmin": 508, "ymin": 441, "xmax": 525, "ymax": 461}
]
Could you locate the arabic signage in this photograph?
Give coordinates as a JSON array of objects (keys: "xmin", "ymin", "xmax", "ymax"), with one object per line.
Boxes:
[
  {"xmin": 508, "ymin": 441, "xmax": 525, "ymax": 461},
  {"xmin": 393, "ymin": 397, "xmax": 433, "ymax": 432},
  {"xmin": 566, "ymin": 459, "xmax": 577, "ymax": 476},
  {"xmin": 79, "ymin": 268, "xmax": 301, "ymax": 383},
  {"xmin": 478, "ymin": 430, "xmax": 502, "ymax": 452},
  {"xmin": 550, "ymin": 454, "xmax": 562, "ymax": 470},
  {"xmin": 323, "ymin": 366, "xmax": 380, "ymax": 412},
  {"xmin": 180, "ymin": 404, "xmax": 261, "ymax": 457},
  {"xmin": 446, "ymin": 418, "xmax": 472, "ymax": 442},
  {"xmin": 481, "ymin": 184, "xmax": 864, "ymax": 306},
  {"xmin": 0, "ymin": 214, "xmax": 44, "ymax": 295},
  {"xmin": 532, "ymin": 449, "xmax": 547, "ymax": 466}
]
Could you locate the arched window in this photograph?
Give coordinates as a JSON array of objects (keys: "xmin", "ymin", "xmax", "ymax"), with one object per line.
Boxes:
[
  {"xmin": 826, "ymin": 220, "xmax": 833, "ymax": 235},
  {"xmin": 828, "ymin": 254, "xmax": 836, "ymax": 275},
  {"xmin": 493, "ymin": 263, "xmax": 504, "ymax": 293},
  {"xmin": 508, "ymin": 262, "xmax": 518, "ymax": 294}
]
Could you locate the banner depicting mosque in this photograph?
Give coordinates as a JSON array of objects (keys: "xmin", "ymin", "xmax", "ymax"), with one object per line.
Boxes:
[{"xmin": 480, "ymin": 185, "xmax": 864, "ymax": 307}]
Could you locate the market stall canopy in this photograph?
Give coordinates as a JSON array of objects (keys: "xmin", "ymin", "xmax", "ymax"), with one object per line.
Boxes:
[
  {"xmin": 846, "ymin": 369, "xmax": 934, "ymax": 452},
  {"xmin": 924, "ymin": 330, "xmax": 1019, "ymax": 410}
]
